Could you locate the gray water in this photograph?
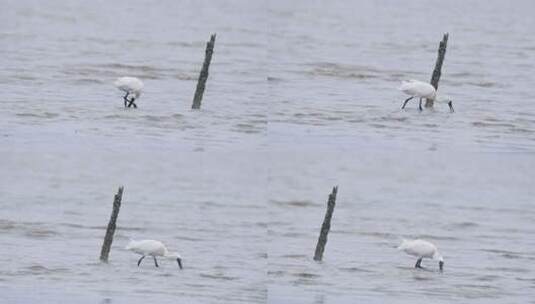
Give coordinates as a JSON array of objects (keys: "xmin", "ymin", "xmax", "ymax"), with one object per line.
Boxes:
[{"xmin": 1, "ymin": 0, "xmax": 534, "ymax": 303}]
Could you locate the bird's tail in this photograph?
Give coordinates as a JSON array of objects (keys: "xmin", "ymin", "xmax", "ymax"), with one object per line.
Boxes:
[
  {"xmin": 398, "ymin": 80, "xmax": 414, "ymax": 91},
  {"xmin": 397, "ymin": 239, "xmax": 409, "ymax": 250},
  {"xmin": 125, "ymin": 238, "xmax": 136, "ymax": 250}
]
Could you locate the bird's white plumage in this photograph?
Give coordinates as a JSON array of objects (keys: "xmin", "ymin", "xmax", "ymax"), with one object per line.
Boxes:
[
  {"xmin": 126, "ymin": 239, "xmax": 181, "ymax": 259},
  {"xmin": 398, "ymin": 239, "xmax": 443, "ymax": 261},
  {"xmin": 114, "ymin": 77, "xmax": 144, "ymax": 98},
  {"xmin": 399, "ymin": 80, "xmax": 436, "ymax": 100},
  {"xmin": 126, "ymin": 239, "xmax": 168, "ymax": 256},
  {"xmin": 126, "ymin": 239, "xmax": 183, "ymax": 269}
]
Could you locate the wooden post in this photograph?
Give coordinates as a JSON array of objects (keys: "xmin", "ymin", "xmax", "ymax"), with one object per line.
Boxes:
[
  {"xmin": 314, "ymin": 186, "xmax": 338, "ymax": 261},
  {"xmin": 425, "ymin": 33, "xmax": 449, "ymax": 108},
  {"xmin": 100, "ymin": 186, "xmax": 124, "ymax": 263},
  {"xmin": 192, "ymin": 33, "xmax": 216, "ymax": 110}
]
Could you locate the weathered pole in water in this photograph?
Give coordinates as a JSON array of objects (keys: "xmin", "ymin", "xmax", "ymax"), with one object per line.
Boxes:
[
  {"xmin": 192, "ymin": 33, "xmax": 216, "ymax": 110},
  {"xmin": 100, "ymin": 186, "xmax": 124, "ymax": 263},
  {"xmin": 425, "ymin": 33, "xmax": 449, "ymax": 108},
  {"xmin": 314, "ymin": 186, "xmax": 338, "ymax": 261}
]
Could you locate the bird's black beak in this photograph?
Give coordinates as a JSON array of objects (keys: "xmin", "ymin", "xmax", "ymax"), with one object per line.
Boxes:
[
  {"xmin": 177, "ymin": 258, "xmax": 183, "ymax": 269},
  {"xmin": 448, "ymin": 101, "xmax": 454, "ymax": 113},
  {"xmin": 439, "ymin": 261, "xmax": 444, "ymax": 272}
]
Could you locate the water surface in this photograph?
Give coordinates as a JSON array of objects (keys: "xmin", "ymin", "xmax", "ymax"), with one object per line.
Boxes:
[{"xmin": 1, "ymin": 0, "xmax": 534, "ymax": 303}]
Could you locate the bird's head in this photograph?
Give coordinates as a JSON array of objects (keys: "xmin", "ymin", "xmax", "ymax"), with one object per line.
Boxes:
[
  {"xmin": 434, "ymin": 253, "xmax": 444, "ymax": 272},
  {"xmin": 447, "ymin": 100, "xmax": 454, "ymax": 113},
  {"xmin": 165, "ymin": 252, "xmax": 183, "ymax": 269},
  {"xmin": 437, "ymin": 97, "xmax": 454, "ymax": 113}
]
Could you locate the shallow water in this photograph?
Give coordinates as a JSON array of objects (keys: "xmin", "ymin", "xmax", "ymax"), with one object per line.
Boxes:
[{"xmin": 1, "ymin": 0, "xmax": 535, "ymax": 303}]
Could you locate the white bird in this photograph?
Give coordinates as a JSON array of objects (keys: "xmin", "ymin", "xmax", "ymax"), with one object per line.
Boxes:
[
  {"xmin": 125, "ymin": 239, "xmax": 183, "ymax": 269},
  {"xmin": 114, "ymin": 77, "xmax": 144, "ymax": 108},
  {"xmin": 397, "ymin": 239, "xmax": 444, "ymax": 271},
  {"xmin": 399, "ymin": 79, "xmax": 454, "ymax": 112}
]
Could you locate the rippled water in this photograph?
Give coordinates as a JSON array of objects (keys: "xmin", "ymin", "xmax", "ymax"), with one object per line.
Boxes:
[{"xmin": 1, "ymin": 0, "xmax": 534, "ymax": 303}]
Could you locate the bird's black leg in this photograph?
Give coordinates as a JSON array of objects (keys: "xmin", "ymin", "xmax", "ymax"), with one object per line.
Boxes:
[
  {"xmin": 153, "ymin": 256, "xmax": 159, "ymax": 267},
  {"xmin": 123, "ymin": 92, "xmax": 130, "ymax": 107},
  {"xmin": 418, "ymin": 98, "xmax": 423, "ymax": 111},
  {"xmin": 415, "ymin": 258, "xmax": 423, "ymax": 269},
  {"xmin": 401, "ymin": 96, "xmax": 414, "ymax": 109},
  {"xmin": 127, "ymin": 97, "xmax": 137, "ymax": 108},
  {"xmin": 137, "ymin": 255, "xmax": 145, "ymax": 267}
]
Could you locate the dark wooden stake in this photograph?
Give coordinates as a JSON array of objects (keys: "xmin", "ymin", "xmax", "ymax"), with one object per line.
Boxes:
[
  {"xmin": 192, "ymin": 33, "xmax": 216, "ymax": 110},
  {"xmin": 100, "ymin": 186, "xmax": 124, "ymax": 263},
  {"xmin": 425, "ymin": 33, "xmax": 449, "ymax": 108},
  {"xmin": 314, "ymin": 186, "xmax": 338, "ymax": 261}
]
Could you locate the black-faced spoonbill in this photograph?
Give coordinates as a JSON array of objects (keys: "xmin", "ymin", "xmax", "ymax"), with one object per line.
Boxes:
[
  {"xmin": 114, "ymin": 77, "xmax": 143, "ymax": 108},
  {"xmin": 399, "ymin": 80, "xmax": 454, "ymax": 112},
  {"xmin": 126, "ymin": 239, "xmax": 183, "ymax": 269},
  {"xmin": 397, "ymin": 239, "xmax": 444, "ymax": 271}
]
